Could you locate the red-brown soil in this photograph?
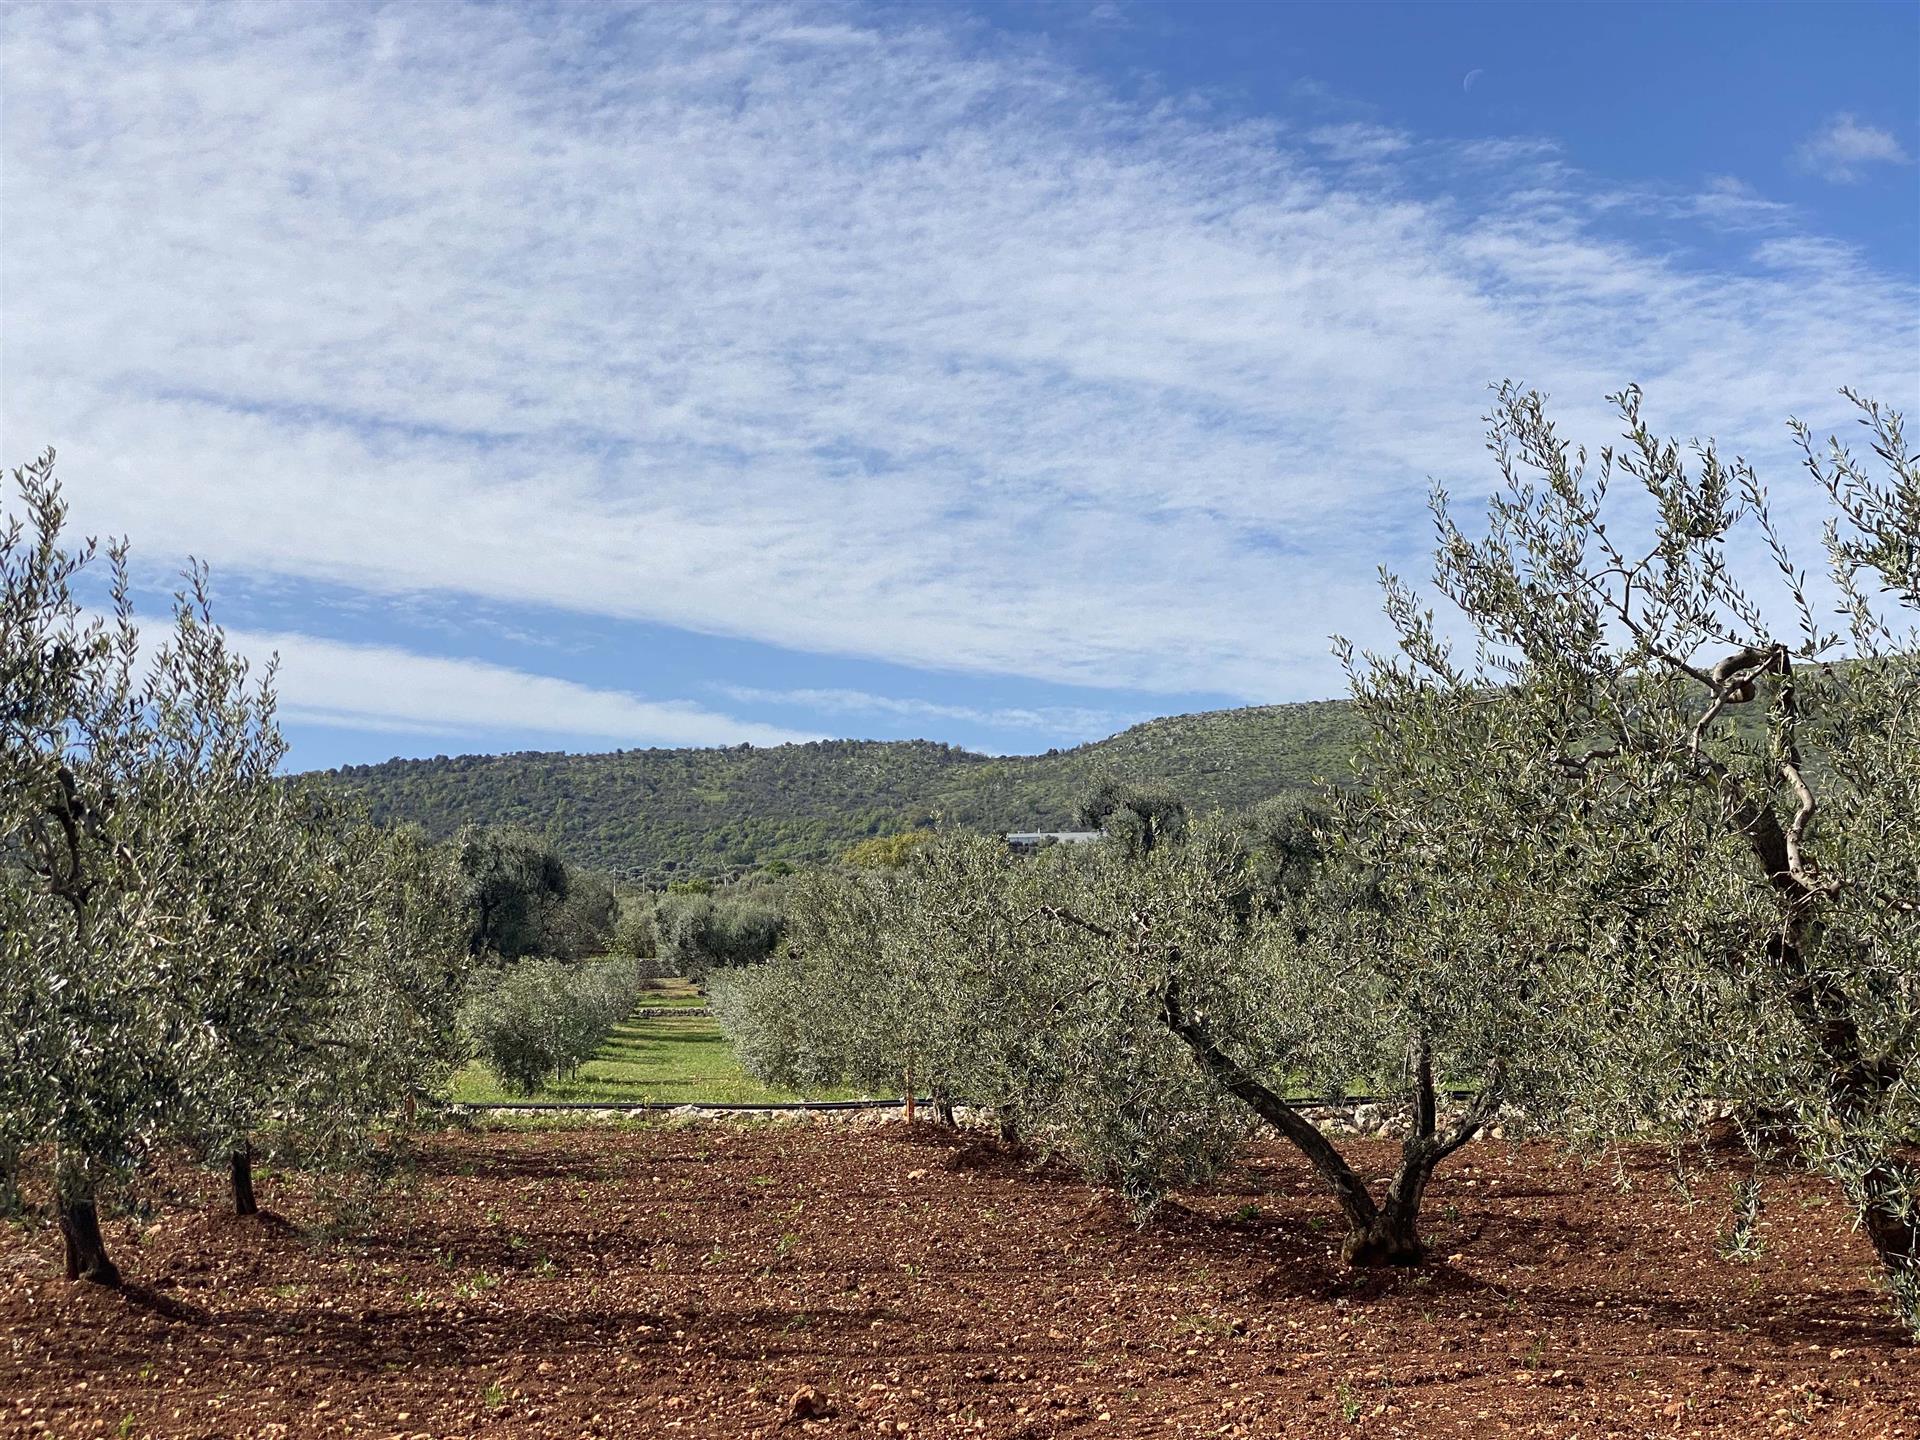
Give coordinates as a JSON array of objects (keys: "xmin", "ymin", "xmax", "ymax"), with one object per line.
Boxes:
[{"xmin": 2, "ymin": 1123, "xmax": 1915, "ymax": 1439}]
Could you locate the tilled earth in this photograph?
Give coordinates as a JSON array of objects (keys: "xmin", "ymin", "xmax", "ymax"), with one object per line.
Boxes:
[{"xmin": 2, "ymin": 1122, "xmax": 1916, "ymax": 1439}]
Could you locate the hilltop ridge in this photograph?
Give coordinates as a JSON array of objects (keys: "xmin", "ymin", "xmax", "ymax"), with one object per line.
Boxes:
[{"xmin": 316, "ymin": 697, "xmax": 1363, "ymax": 877}]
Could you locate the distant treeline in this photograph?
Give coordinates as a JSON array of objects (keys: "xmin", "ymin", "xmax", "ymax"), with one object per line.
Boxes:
[{"xmin": 314, "ymin": 701, "xmax": 1363, "ymax": 876}]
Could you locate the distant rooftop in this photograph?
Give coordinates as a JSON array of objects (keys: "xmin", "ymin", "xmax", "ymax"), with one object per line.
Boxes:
[{"xmin": 1005, "ymin": 830, "xmax": 1104, "ymax": 852}]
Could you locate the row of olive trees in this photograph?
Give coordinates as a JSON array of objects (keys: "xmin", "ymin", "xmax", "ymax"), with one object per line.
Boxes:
[
  {"xmin": 711, "ymin": 782, "xmax": 1608, "ymax": 1259},
  {"xmin": 1, "ymin": 452, "xmax": 470, "ymax": 1285},
  {"xmin": 712, "ymin": 389, "xmax": 1920, "ymax": 1330}
]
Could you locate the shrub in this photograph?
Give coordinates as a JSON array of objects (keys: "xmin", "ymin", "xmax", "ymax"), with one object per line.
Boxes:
[{"xmin": 461, "ymin": 956, "xmax": 647, "ymax": 1096}]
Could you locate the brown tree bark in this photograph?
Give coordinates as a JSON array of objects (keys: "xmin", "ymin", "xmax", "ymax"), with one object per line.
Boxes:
[
  {"xmin": 1163, "ymin": 982, "xmax": 1500, "ymax": 1268},
  {"xmin": 1710, "ymin": 702, "xmax": 1920, "ymax": 1298},
  {"xmin": 230, "ymin": 1144, "xmax": 257, "ymax": 1217},
  {"xmin": 59, "ymin": 1194, "xmax": 120, "ymax": 1287}
]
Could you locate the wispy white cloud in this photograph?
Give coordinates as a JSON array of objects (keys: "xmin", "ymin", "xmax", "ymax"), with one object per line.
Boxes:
[
  {"xmin": 712, "ymin": 683, "xmax": 1131, "ymax": 738},
  {"xmin": 1686, "ymin": 175, "xmax": 1796, "ymax": 230},
  {"xmin": 1306, "ymin": 122, "xmax": 1411, "ymax": 163},
  {"xmin": 2, "ymin": 4, "xmax": 1913, "ymax": 710},
  {"xmin": 231, "ymin": 629, "xmax": 817, "ymax": 750},
  {"xmin": 1792, "ymin": 114, "xmax": 1912, "ymax": 183}
]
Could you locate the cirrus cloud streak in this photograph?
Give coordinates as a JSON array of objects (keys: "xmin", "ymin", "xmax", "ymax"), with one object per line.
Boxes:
[{"xmin": 3, "ymin": 2, "xmax": 1915, "ymax": 712}]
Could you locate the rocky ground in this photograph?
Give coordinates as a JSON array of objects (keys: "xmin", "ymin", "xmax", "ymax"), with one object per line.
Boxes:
[{"xmin": 3, "ymin": 1122, "xmax": 1916, "ymax": 1439}]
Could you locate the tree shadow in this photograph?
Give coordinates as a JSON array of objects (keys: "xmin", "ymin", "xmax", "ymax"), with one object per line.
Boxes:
[{"xmin": 110, "ymin": 1280, "xmax": 213, "ymax": 1326}]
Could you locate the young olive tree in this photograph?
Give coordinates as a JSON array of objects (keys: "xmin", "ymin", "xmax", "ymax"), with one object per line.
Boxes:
[
  {"xmin": 141, "ymin": 571, "xmax": 319, "ymax": 1216},
  {"xmin": 1, "ymin": 452, "xmax": 217, "ymax": 1283},
  {"xmin": 1167, "ymin": 671, "xmax": 1684, "ymax": 1265},
  {"xmin": 461, "ymin": 953, "xmax": 643, "ymax": 1096},
  {"xmin": 1388, "ymin": 385, "xmax": 1920, "ymax": 1323},
  {"xmin": 3, "ymin": 453, "xmax": 472, "ymax": 1278}
]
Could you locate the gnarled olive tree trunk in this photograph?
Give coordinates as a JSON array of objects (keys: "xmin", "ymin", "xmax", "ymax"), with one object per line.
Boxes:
[
  {"xmin": 1707, "ymin": 656, "xmax": 1920, "ymax": 1298},
  {"xmin": 58, "ymin": 1192, "xmax": 119, "ymax": 1286},
  {"xmin": 1163, "ymin": 981, "xmax": 1500, "ymax": 1267}
]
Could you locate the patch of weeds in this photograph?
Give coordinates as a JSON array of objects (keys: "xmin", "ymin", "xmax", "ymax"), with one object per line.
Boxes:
[
  {"xmin": 270, "ymin": 1283, "xmax": 304, "ymax": 1301},
  {"xmin": 1231, "ymin": 1203, "xmax": 1261, "ymax": 1224},
  {"xmin": 483, "ymin": 1381, "xmax": 509, "ymax": 1412},
  {"xmin": 750, "ymin": 1175, "xmax": 776, "ymax": 1188},
  {"xmin": 781, "ymin": 1312, "xmax": 811, "ymax": 1333},
  {"xmin": 535, "ymin": 1256, "xmax": 558, "ymax": 1279},
  {"xmin": 775, "ymin": 1232, "xmax": 799, "ymax": 1259},
  {"xmin": 1183, "ymin": 1313, "xmax": 1240, "ymax": 1338},
  {"xmin": 453, "ymin": 1270, "xmax": 502, "ymax": 1300},
  {"xmin": 1336, "ymin": 1381, "xmax": 1362, "ymax": 1424}
]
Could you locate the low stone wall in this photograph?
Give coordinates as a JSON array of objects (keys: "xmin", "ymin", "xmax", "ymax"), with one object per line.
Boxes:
[{"xmin": 462, "ymin": 1097, "xmax": 1534, "ymax": 1137}]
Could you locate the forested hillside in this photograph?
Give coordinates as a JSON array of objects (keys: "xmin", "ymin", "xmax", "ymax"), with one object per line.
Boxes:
[{"xmin": 316, "ymin": 699, "xmax": 1362, "ymax": 875}]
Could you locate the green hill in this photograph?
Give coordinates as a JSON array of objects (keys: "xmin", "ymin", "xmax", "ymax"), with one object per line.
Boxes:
[{"xmin": 314, "ymin": 699, "xmax": 1363, "ymax": 878}]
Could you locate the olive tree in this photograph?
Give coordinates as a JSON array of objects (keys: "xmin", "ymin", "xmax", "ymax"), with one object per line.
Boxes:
[
  {"xmin": 145, "ymin": 572, "xmax": 313, "ymax": 1216},
  {"xmin": 453, "ymin": 824, "xmax": 572, "ymax": 960},
  {"xmin": 715, "ymin": 833, "xmax": 1252, "ymax": 1202},
  {"xmin": 3, "ymin": 452, "xmax": 471, "ymax": 1279},
  {"xmin": 1154, "ymin": 668, "xmax": 1679, "ymax": 1264},
  {"xmin": 1383, "ymin": 385, "xmax": 1920, "ymax": 1324},
  {"xmin": 1077, "ymin": 777, "xmax": 1189, "ymax": 861},
  {"xmin": 320, "ymin": 817, "xmax": 472, "ymax": 1136},
  {"xmin": 657, "ymin": 891, "xmax": 784, "ymax": 985},
  {"xmin": 1, "ymin": 452, "xmax": 219, "ymax": 1282}
]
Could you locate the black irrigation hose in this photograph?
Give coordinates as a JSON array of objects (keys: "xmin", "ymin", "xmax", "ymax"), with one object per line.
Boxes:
[{"xmin": 459, "ymin": 1097, "xmax": 929, "ymax": 1112}]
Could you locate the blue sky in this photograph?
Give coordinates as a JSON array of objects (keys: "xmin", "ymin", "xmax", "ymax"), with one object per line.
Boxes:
[{"xmin": 3, "ymin": 1, "xmax": 1916, "ymax": 770}]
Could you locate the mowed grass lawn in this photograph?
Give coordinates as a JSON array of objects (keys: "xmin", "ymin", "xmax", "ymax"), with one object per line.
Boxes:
[{"xmin": 449, "ymin": 978, "xmax": 858, "ymax": 1106}]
